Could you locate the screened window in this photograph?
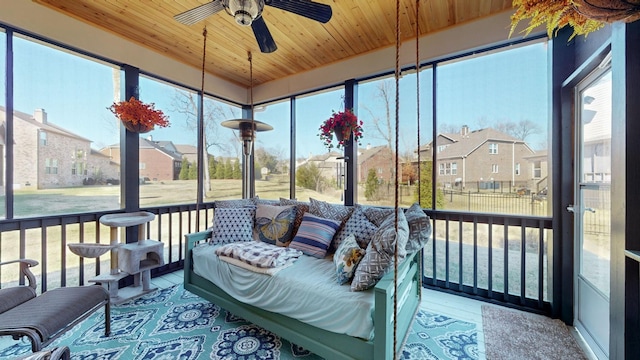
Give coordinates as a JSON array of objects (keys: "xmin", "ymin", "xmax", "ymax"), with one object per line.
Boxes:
[
  {"xmin": 359, "ymin": 67, "xmax": 433, "ymax": 207},
  {"xmin": 294, "ymin": 86, "xmax": 344, "ymax": 204},
  {"xmin": 435, "ymin": 40, "xmax": 550, "ymax": 216},
  {"xmin": 253, "ymin": 99, "xmax": 291, "ymax": 200},
  {"xmin": 451, "ymin": 162, "xmax": 458, "ymax": 175},
  {"xmin": 12, "ymin": 34, "xmax": 120, "ymax": 217}
]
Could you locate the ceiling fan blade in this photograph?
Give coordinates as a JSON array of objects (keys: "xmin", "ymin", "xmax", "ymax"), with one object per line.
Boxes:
[
  {"xmin": 251, "ymin": 17, "xmax": 277, "ymax": 53},
  {"xmin": 266, "ymin": 0, "xmax": 332, "ymax": 23},
  {"xmin": 174, "ymin": 1, "xmax": 225, "ymax": 26}
]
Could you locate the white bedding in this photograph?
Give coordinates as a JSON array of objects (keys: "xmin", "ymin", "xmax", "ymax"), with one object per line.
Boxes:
[{"xmin": 192, "ymin": 242, "xmax": 376, "ymax": 340}]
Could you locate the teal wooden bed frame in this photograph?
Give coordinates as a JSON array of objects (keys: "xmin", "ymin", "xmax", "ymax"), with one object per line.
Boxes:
[{"xmin": 184, "ymin": 230, "xmax": 421, "ymax": 360}]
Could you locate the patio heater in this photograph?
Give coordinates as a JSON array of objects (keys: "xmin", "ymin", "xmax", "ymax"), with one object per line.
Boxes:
[
  {"xmin": 221, "ymin": 52, "xmax": 272, "ymax": 198},
  {"xmin": 221, "ymin": 118, "xmax": 273, "ymax": 197}
]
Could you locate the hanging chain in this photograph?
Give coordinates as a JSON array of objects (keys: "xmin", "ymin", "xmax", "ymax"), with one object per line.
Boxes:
[
  {"xmin": 415, "ymin": 0, "xmax": 423, "ymax": 304},
  {"xmin": 196, "ymin": 26, "xmax": 207, "ymax": 229},
  {"xmin": 393, "ymin": 0, "xmax": 401, "ymax": 357},
  {"xmin": 416, "ymin": 0, "xmax": 421, "ymax": 206}
]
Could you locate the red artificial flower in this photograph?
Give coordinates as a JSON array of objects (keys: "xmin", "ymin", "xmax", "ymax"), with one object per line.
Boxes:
[
  {"xmin": 318, "ymin": 110, "xmax": 363, "ymax": 150},
  {"xmin": 108, "ymin": 97, "xmax": 170, "ymax": 129}
]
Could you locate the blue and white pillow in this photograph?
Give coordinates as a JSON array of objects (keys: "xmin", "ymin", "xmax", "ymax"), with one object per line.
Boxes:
[
  {"xmin": 332, "ymin": 206, "xmax": 378, "ymax": 252},
  {"xmin": 289, "ymin": 213, "xmax": 341, "ymax": 258},
  {"xmin": 334, "ymin": 234, "xmax": 366, "ymax": 285},
  {"xmin": 211, "ymin": 207, "xmax": 255, "ymax": 244}
]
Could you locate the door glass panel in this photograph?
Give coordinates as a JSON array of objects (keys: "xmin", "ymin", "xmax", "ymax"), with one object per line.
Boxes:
[{"xmin": 578, "ymin": 69, "xmax": 611, "ymax": 298}]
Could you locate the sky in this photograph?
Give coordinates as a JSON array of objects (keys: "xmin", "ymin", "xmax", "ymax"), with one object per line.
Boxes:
[{"xmin": 2, "ymin": 33, "xmax": 549, "ymax": 160}]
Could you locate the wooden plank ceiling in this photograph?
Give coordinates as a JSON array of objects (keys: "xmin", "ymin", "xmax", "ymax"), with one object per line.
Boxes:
[{"xmin": 32, "ymin": 0, "xmax": 514, "ymax": 88}]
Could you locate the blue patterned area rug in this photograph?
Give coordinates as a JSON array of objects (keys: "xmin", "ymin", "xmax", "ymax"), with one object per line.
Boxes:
[{"xmin": 0, "ymin": 285, "xmax": 478, "ymax": 359}]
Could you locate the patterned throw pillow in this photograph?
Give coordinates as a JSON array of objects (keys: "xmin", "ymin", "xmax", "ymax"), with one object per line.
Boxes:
[
  {"xmin": 279, "ymin": 198, "xmax": 310, "ymax": 236},
  {"xmin": 359, "ymin": 205, "xmax": 395, "ymax": 227},
  {"xmin": 254, "ymin": 204, "xmax": 297, "ymax": 247},
  {"xmin": 351, "ymin": 209, "xmax": 409, "ymax": 291},
  {"xmin": 309, "ymin": 198, "xmax": 354, "ymax": 224},
  {"xmin": 289, "ymin": 213, "xmax": 341, "ymax": 258},
  {"xmin": 215, "ymin": 198, "xmax": 257, "ymax": 208},
  {"xmin": 211, "ymin": 207, "xmax": 255, "ymax": 244},
  {"xmin": 405, "ymin": 202, "xmax": 432, "ymax": 253},
  {"xmin": 332, "ymin": 206, "xmax": 378, "ymax": 252},
  {"xmin": 334, "ymin": 234, "xmax": 366, "ymax": 285},
  {"xmin": 255, "ymin": 198, "xmax": 280, "ymax": 206}
]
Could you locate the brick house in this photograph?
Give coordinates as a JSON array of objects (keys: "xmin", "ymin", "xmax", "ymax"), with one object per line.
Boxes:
[
  {"xmin": 417, "ymin": 125, "xmax": 535, "ymax": 190},
  {"xmin": 0, "ymin": 107, "xmax": 119, "ymax": 189},
  {"xmin": 100, "ymin": 136, "xmax": 182, "ymax": 181},
  {"xmin": 357, "ymin": 145, "xmax": 394, "ymax": 183}
]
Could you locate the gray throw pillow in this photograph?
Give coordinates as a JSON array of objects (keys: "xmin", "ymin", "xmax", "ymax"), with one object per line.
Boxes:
[
  {"xmin": 359, "ymin": 205, "xmax": 395, "ymax": 227},
  {"xmin": 332, "ymin": 206, "xmax": 378, "ymax": 252},
  {"xmin": 351, "ymin": 209, "xmax": 409, "ymax": 291},
  {"xmin": 404, "ymin": 202, "xmax": 432, "ymax": 253},
  {"xmin": 309, "ymin": 197, "xmax": 354, "ymax": 224}
]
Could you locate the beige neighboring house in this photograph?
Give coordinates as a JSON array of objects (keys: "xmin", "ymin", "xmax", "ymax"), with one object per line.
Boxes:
[
  {"xmin": 0, "ymin": 107, "xmax": 119, "ymax": 189},
  {"xmin": 524, "ymin": 150, "xmax": 549, "ymax": 193},
  {"xmin": 417, "ymin": 125, "xmax": 535, "ymax": 190},
  {"xmin": 298, "ymin": 151, "xmax": 343, "ymax": 183},
  {"xmin": 175, "ymin": 144, "xmax": 198, "ymax": 164}
]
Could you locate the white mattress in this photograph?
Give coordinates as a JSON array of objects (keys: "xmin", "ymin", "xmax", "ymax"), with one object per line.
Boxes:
[{"xmin": 192, "ymin": 243, "xmax": 375, "ymax": 340}]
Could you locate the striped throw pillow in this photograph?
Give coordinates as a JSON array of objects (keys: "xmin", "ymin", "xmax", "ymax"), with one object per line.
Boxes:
[{"xmin": 289, "ymin": 213, "xmax": 341, "ymax": 258}]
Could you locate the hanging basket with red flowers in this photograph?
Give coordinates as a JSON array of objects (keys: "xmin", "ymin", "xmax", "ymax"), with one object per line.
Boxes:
[
  {"xmin": 318, "ymin": 110, "xmax": 363, "ymax": 150},
  {"xmin": 510, "ymin": 0, "xmax": 640, "ymax": 40},
  {"xmin": 108, "ymin": 96, "xmax": 170, "ymax": 133}
]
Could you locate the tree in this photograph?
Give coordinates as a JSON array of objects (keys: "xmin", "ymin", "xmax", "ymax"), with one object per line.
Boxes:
[
  {"xmin": 364, "ymin": 168, "xmax": 380, "ymax": 201},
  {"xmin": 209, "ymin": 156, "xmax": 218, "ymax": 179},
  {"xmin": 414, "ymin": 161, "xmax": 445, "ymax": 208},
  {"xmin": 362, "ymin": 79, "xmax": 394, "ymax": 150},
  {"xmin": 215, "ymin": 157, "xmax": 226, "ymax": 179},
  {"xmin": 179, "ymin": 157, "xmax": 190, "ymax": 180},
  {"xmin": 232, "ymin": 158, "xmax": 242, "ymax": 179},
  {"xmin": 494, "ymin": 119, "xmax": 541, "ymax": 141},
  {"xmin": 401, "ymin": 162, "xmax": 417, "ymax": 184},
  {"xmin": 254, "ymin": 147, "xmax": 280, "ymax": 174},
  {"xmin": 224, "ymin": 158, "xmax": 233, "ymax": 179},
  {"xmin": 188, "ymin": 160, "xmax": 198, "ymax": 179},
  {"xmin": 438, "ymin": 123, "xmax": 462, "ymax": 134},
  {"xmin": 296, "ymin": 163, "xmax": 324, "ymax": 192},
  {"xmin": 170, "ymin": 91, "xmax": 241, "ymax": 192}
]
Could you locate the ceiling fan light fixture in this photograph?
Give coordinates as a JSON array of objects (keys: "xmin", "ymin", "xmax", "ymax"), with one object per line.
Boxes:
[{"xmin": 226, "ymin": 0, "xmax": 263, "ymax": 26}]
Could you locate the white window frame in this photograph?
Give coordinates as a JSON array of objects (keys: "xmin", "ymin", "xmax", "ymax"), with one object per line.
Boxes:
[
  {"xmin": 489, "ymin": 143, "xmax": 499, "ymax": 154},
  {"xmin": 491, "ymin": 164, "xmax": 499, "ymax": 173}
]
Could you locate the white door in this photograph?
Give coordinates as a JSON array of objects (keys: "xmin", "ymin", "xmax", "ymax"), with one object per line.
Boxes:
[{"xmin": 572, "ymin": 64, "xmax": 611, "ymax": 359}]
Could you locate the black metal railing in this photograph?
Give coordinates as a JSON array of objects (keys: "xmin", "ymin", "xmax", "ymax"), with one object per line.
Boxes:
[
  {"xmin": 0, "ymin": 203, "xmax": 553, "ymax": 314},
  {"xmin": 0, "ymin": 203, "xmax": 215, "ymax": 293},
  {"xmin": 422, "ymin": 210, "xmax": 553, "ymax": 314}
]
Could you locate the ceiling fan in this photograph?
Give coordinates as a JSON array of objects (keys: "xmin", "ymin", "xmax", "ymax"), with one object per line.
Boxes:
[{"xmin": 174, "ymin": 0, "xmax": 332, "ymax": 53}]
